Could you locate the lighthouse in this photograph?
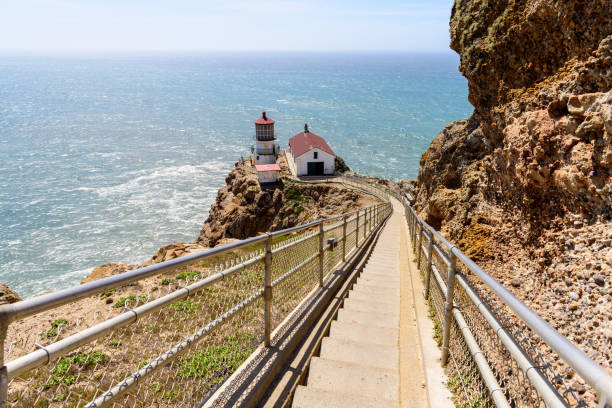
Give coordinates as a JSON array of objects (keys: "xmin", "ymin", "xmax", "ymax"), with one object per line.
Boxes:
[{"xmin": 252, "ymin": 112, "xmax": 279, "ymax": 165}]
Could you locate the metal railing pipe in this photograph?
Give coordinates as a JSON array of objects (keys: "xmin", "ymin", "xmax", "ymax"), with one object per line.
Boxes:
[
  {"xmin": 356, "ymin": 210, "xmax": 360, "ymax": 247},
  {"xmin": 452, "ymin": 248, "xmax": 612, "ymax": 405},
  {"xmin": 455, "ymin": 273, "xmax": 568, "ymax": 408},
  {"xmin": 318, "ymin": 222, "xmax": 324, "ymax": 287},
  {"xmin": 452, "ymin": 308, "xmax": 511, "ymax": 408},
  {"xmin": 342, "ymin": 215, "xmax": 347, "ymax": 262},
  {"xmin": 441, "ymin": 248, "xmax": 456, "ymax": 366},
  {"xmin": 424, "ymin": 231, "xmax": 433, "ymax": 299},
  {"xmin": 0, "ymin": 233, "xmax": 269, "ymax": 324},
  {"xmin": 264, "ymin": 234, "xmax": 272, "ymax": 347}
]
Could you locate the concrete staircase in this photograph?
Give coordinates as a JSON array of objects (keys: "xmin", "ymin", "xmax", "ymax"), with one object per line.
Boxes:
[{"xmin": 292, "ymin": 213, "xmax": 402, "ymax": 407}]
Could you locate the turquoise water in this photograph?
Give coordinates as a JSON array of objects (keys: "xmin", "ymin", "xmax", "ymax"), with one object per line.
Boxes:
[{"xmin": 0, "ymin": 52, "xmax": 472, "ymax": 297}]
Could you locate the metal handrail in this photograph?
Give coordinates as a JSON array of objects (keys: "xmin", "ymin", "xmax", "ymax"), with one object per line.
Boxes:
[
  {"xmin": 341, "ymin": 174, "xmax": 612, "ymax": 407},
  {"xmin": 0, "ymin": 179, "xmax": 392, "ymax": 408}
]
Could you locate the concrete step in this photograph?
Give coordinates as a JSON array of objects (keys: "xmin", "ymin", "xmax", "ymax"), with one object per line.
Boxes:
[
  {"xmin": 305, "ymin": 357, "xmax": 399, "ymax": 401},
  {"xmin": 349, "ymin": 285, "xmax": 399, "ymax": 299},
  {"xmin": 362, "ymin": 267, "xmax": 399, "ymax": 274},
  {"xmin": 356, "ymin": 278, "xmax": 397, "ymax": 289},
  {"xmin": 320, "ymin": 337, "xmax": 398, "ymax": 370},
  {"xmin": 343, "ymin": 297, "xmax": 399, "ymax": 316},
  {"xmin": 360, "ymin": 272, "xmax": 399, "ymax": 282},
  {"xmin": 329, "ymin": 321, "xmax": 398, "ymax": 347},
  {"xmin": 348, "ymin": 289, "xmax": 399, "ymax": 306},
  {"xmin": 292, "ymin": 386, "xmax": 397, "ymax": 408},
  {"xmin": 336, "ymin": 308, "xmax": 399, "ymax": 330},
  {"xmin": 359, "ymin": 274, "xmax": 399, "ymax": 285}
]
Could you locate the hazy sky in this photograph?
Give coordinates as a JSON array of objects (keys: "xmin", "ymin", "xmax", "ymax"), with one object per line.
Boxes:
[{"xmin": 0, "ymin": 0, "xmax": 455, "ymax": 53}]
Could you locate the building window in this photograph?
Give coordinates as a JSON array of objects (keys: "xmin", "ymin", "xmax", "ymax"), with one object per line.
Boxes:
[
  {"xmin": 256, "ymin": 155, "xmax": 259, "ymax": 160},
  {"xmin": 314, "ymin": 151, "xmax": 318, "ymax": 159}
]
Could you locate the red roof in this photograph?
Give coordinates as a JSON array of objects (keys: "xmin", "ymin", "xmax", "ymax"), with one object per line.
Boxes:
[
  {"xmin": 289, "ymin": 131, "xmax": 335, "ymax": 158},
  {"xmin": 255, "ymin": 164, "xmax": 281, "ymax": 172},
  {"xmin": 254, "ymin": 111, "xmax": 275, "ymax": 125}
]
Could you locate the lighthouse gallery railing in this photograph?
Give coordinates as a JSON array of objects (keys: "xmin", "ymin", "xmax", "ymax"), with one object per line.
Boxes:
[{"xmin": 0, "ymin": 180, "xmax": 391, "ymax": 407}]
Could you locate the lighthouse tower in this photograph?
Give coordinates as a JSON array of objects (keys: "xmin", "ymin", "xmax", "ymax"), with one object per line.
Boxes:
[{"xmin": 252, "ymin": 112, "xmax": 279, "ymax": 165}]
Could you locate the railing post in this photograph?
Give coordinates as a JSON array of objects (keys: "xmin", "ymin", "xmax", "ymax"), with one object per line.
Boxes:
[
  {"xmin": 342, "ymin": 215, "xmax": 347, "ymax": 262},
  {"xmin": 318, "ymin": 222, "xmax": 324, "ymax": 287},
  {"xmin": 425, "ymin": 231, "xmax": 433, "ymax": 299},
  {"xmin": 441, "ymin": 249, "xmax": 457, "ymax": 366},
  {"xmin": 356, "ymin": 210, "xmax": 360, "ymax": 247},
  {"xmin": 417, "ymin": 222, "xmax": 424, "ymax": 269},
  {"xmin": 0, "ymin": 323, "xmax": 7, "ymax": 408},
  {"xmin": 264, "ymin": 234, "xmax": 272, "ymax": 347}
]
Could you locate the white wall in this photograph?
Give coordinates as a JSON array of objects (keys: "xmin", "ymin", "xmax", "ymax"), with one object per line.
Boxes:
[
  {"xmin": 257, "ymin": 171, "xmax": 280, "ymax": 183},
  {"xmin": 293, "ymin": 148, "xmax": 334, "ymax": 176},
  {"xmin": 253, "ymin": 154, "xmax": 276, "ymax": 164}
]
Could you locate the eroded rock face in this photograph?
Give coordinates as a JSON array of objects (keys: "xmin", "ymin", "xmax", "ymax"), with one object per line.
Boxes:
[
  {"xmin": 0, "ymin": 282, "xmax": 21, "ymax": 304},
  {"xmin": 197, "ymin": 161, "xmax": 365, "ymax": 247},
  {"xmin": 415, "ymin": 0, "xmax": 612, "ymax": 388}
]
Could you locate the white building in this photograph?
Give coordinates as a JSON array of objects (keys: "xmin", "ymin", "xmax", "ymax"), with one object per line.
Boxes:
[
  {"xmin": 288, "ymin": 125, "xmax": 336, "ymax": 176},
  {"xmin": 255, "ymin": 163, "xmax": 281, "ymax": 184},
  {"xmin": 251, "ymin": 112, "xmax": 280, "ymax": 165}
]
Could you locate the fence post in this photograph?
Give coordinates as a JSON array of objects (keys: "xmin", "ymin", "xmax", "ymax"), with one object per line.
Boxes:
[
  {"xmin": 264, "ymin": 234, "xmax": 272, "ymax": 347},
  {"xmin": 318, "ymin": 222, "xmax": 324, "ymax": 287},
  {"xmin": 425, "ymin": 231, "xmax": 433, "ymax": 299},
  {"xmin": 417, "ymin": 222, "xmax": 424, "ymax": 269},
  {"xmin": 356, "ymin": 210, "xmax": 360, "ymax": 247},
  {"xmin": 0, "ymin": 323, "xmax": 7, "ymax": 408},
  {"xmin": 441, "ymin": 249, "xmax": 457, "ymax": 366},
  {"xmin": 342, "ymin": 215, "xmax": 347, "ymax": 262}
]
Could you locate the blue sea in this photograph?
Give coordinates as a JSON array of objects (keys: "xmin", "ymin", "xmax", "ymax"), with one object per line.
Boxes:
[{"xmin": 0, "ymin": 52, "xmax": 472, "ymax": 298}]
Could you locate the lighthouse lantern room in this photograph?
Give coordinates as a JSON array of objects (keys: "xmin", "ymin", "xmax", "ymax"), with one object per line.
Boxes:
[{"xmin": 252, "ymin": 112, "xmax": 279, "ymax": 165}]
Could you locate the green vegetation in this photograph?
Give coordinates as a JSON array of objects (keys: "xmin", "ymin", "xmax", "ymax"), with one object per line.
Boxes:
[
  {"xmin": 46, "ymin": 318, "xmax": 68, "ymax": 338},
  {"xmin": 433, "ymin": 322, "xmax": 442, "ymax": 346},
  {"xmin": 98, "ymin": 288, "xmax": 117, "ymax": 299},
  {"xmin": 176, "ymin": 332, "xmax": 256, "ymax": 382},
  {"xmin": 161, "ymin": 278, "xmax": 173, "ymax": 285},
  {"xmin": 293, "ymin": 205, "xmax": 304, "ymax": 215},
  {"xmin": 114, "ymin": 294, "xmax": 148, "ymax": 308},
  {"xmin": 456, "ymin": 398, "xmax": 485, "ymax": 408},
  {"xmin": 109, "ymin": 340, "xmax": 122, "ymax": 347},
  {"xmin": 176, "ymin": 271, "xmax": 201, "ymax": 281},
  {"xmin": 45, "ymin": 351, "xmax": 108, "ymax": 388},
  {"xmin": 165, "ymin": 299, "xmax": 199, "ymax": 314},
  {"xmin": 284, "ymin": 187, "xmax": 303, "ymax": 202}
]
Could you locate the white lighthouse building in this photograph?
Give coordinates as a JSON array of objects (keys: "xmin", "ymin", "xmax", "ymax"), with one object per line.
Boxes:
[{"xmin": 251, "ymin": 112, "xmax": 280, "ymax": 165}]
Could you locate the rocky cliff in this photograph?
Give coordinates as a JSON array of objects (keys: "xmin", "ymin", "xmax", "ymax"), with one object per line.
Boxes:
[
  {"xmin": 415, "ymin": 0, "xmax": 611, "ymax": 380},
  {"xmin": 197, "ymin": 157, "xmax": 370, "ymax": 247}
]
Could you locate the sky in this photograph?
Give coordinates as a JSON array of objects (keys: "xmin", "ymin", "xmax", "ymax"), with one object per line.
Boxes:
[{"xmin": 0, "ymin": 0, "xmax": 455, "ymax": 53}]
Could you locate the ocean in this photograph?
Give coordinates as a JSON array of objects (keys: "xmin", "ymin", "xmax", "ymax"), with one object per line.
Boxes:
[{"xmin": 0, "ymin": 52, "xmax": 472, "ymax": 298}]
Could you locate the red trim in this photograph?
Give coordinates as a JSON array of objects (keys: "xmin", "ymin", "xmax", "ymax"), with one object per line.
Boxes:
[{"xmin": 255, "ymin": 164, "xmax": 281, "ymax": 172}]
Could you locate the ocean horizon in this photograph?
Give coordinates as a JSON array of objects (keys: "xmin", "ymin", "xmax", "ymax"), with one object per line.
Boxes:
[{"xmin": 0, "ymin": 52, "xmax": 472, "ymax": 298}]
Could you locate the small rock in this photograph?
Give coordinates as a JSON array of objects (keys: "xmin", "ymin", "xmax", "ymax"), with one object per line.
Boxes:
[
  {"xmin": 511, "ymin": 277, "xmax": 521, "ymax": 287},
  {"xmin": 568, "ymin": 302, "xmax": 579, "ymax": 311},
  {"xmin": 593, "ymin": 275, "xmax": 605, "ymax": 286},
  {"xmin": 568, "ymin": 291, "xmax": 580, "ymax": 301}
]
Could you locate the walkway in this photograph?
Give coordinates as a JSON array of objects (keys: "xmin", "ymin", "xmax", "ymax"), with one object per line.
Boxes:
[{"xmin": 292, "ymin": 198, "xmax": 444, "ymax": 407}]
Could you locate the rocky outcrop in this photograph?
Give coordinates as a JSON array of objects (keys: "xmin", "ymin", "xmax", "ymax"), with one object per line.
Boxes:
[
  {"xmin": 0, "ymin": 281, "xmax": 21, "ymax": 304},
  {"xmin": 197, "ymin": 160, "xmax": 367, "ymax": 247},
  {"xmin": 415, "ymin": 0, "xmax": 612, "ymax": 387},
  {"xmin": 83, "ymin": 157, "xmax": 374, "ymax": 282},
  {"xmin": 334, "ymin": 156, "xmax": 350, "ymax": 174}
]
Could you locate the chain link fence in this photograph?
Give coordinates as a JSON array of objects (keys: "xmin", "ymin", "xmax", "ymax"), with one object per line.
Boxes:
[
  {"xmin": 0, "ymin": 188, "xmax": 390, "ymax": 408},
  {"xmin": 397, "ymin": 186, "xmax": 612, "ymax": 408}
]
